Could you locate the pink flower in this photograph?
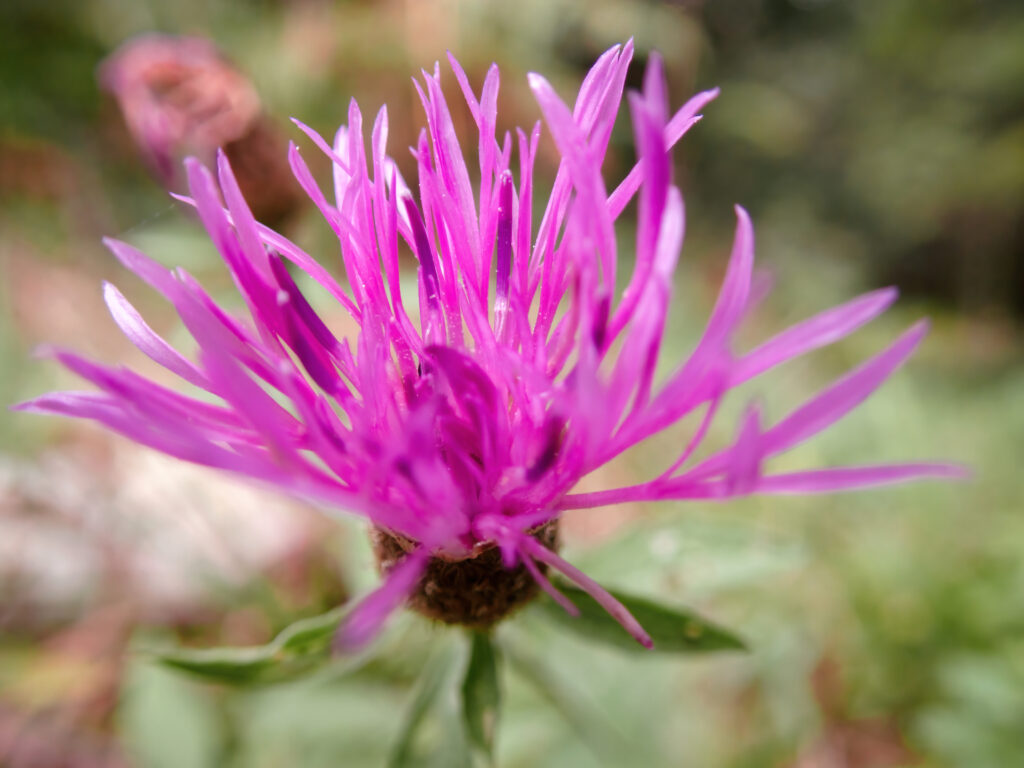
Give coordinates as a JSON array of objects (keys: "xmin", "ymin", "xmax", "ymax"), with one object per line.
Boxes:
[{"xmin": 18, "ymin": 43, "xmax": 964, "ymax": 649}]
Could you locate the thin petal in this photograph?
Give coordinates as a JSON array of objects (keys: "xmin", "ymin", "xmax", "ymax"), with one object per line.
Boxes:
[
  {"xmin": 520, "ymin": 550, "xmax": 580, "ymax": 617},
  {"xmin": 103, "ymin": 282, "xmax": 209, "ymax": 389},
  {"xmin": 518, "ymin": 535, "xmax": 653, "ymax": 649},
  {"xmin": 334, "ymin": 548, "xmax": 428, "ymax": 652},
  {"xmin": 756, "ymin": 463, "xmax": 969, "ymax": 494},
  {"xmin": 761, "ymin": 321, "xmax": 929, "ymax": 457},
  {"xmin": 727, "ymin": 402, "xmax": 762, "ymax": 495},
  {"xmin": 731, "ymin": 287, "xmax": 899, "ymax": 386},
  {"xmin": 607, "ymin": 87, "xmax": 720, "ymax": 220}
]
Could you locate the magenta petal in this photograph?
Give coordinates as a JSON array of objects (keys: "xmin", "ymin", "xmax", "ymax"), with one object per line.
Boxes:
[
  {"xmin": 216, "ymin": 150, "xmax": 271, "ymax": 281},
  {"xmin": 334, "ymin": 548, "xmax": 429, "ymax": 652},
  {"xmin": 757, "ymin": 463, "xmax": 969, "ymax": 494},
  {"xmin": 173, "ymin": 191, "xmax": 362, "ymax": 321},
  {"xmin": 198, "ymin": 349, "xmax": 299, "ymax": 459},
  {"xmin": 731, "ymin": 287, "xmax": 899, "ymax": 386},
  {"xmin": 269, "ymin": 253, "xmax": 343, "ymax": 356},
  {"xmin": 682, "ymin": 322, "xmax": 931, "ymax": 485},
  {"xmin": 21, "ymin": 389, "xmax": 112, "ymax": 420},
  {"xmin": 607, "ymin": 87, "xmax": 720, "ymax": 220},
  {"xmin": 103, "ymin": 282, "xmax": 209, "ymax": 390},
  {"xmin": 761, "ymin": 321, "xmax": 929, "ymax": 457},
  {"xmin": 519, "ymin": 536, "xmax": 653, "ymax": 649},
  {"xmin": 704, "ymin": 205, "xmax": 755, "ymax": 347},
  {"xmin": 518, "ymin": 548, "xmax": 580, "ymax": 618},
  {"xmin": 292, "ymin": 117, "xmax": 353, "ymax": 175},
  {"xmin": 13, "ymin": 391, "xmax": 263, "ymax": 475},
  {"xmin": 528, "ymin": 71, "xmax": 617, "ymax": 290},
  {"xmin": 727, "ymin": 402, "xmax": 763, "ymax": 496},
  {"xmin": 103, "ymin": 237, "xmax": 178, "ymax": 297}
]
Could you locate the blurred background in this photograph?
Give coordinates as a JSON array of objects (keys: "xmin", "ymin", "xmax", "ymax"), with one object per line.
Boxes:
[{"xmin": 1, "ymin": 0, "xmax": 1022, "ymax": 766}]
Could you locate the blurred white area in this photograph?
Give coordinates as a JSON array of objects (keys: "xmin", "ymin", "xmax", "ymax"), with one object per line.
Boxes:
[{"xmin": 0, "ymin": 438, "xmax": 318, "ymax": 628}]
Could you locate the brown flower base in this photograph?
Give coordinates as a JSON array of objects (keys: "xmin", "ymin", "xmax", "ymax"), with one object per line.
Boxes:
[{"xmin": 369, "ymin": 521, "xmax": 558, "ymax": 628}]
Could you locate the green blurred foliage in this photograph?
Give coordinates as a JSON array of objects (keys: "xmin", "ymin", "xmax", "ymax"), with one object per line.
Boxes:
[{"xmin": 690, "ymin": 0, "xmax": 1024, "ymax": 314}]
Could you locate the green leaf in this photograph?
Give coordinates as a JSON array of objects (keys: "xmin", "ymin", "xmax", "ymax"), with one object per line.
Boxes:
[
  {"xmin": 535, "ymin": 582, "xmax": 746, "ymax": 653},
  {"xmin": 461, "ymin": 631, "xmax": 501, "ymax": 763},
  {"xmin": 155, "ymin": 605, "xmax": 354, "ymax": 686},
  {"xmin": 387, "ymin": 643, "xmax": 469, "ymax": 768}
]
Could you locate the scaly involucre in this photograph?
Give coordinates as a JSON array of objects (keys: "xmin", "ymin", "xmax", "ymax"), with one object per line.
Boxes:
[{"xmin": 18, "ymin": 43, "xmax": 963, "ymax": 647}]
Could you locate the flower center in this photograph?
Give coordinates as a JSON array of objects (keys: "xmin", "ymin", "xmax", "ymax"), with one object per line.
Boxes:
[{"xmin": 369, "ymin": 521, "xmax": 558, "ymax": 627}]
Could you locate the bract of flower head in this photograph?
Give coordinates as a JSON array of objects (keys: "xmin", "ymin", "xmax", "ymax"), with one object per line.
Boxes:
[{"xmin": 20, "ymin": 41, "xmax": 965, "ymax": 649}]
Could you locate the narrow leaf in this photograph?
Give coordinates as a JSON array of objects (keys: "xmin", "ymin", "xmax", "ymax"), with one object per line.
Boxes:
[
  {"xmin": 461, "ymin": 631, "xmax": 501, "ymax": 763},
  {"xmin": 157, "ymin": 646, "xmax": 282, "ymax": 685},
  {"xmin": 155, "ymin": 606, "xmax": 352, "ymax": 685},
  {"xmin": 536, "ymin": 582, "xmax": 745, "ymax": 653}
]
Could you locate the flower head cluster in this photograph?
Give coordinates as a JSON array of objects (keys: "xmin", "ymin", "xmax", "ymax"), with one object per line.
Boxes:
[{"xmin": 20, "ymin": 43, "xmax": 962, "ymax": 648}]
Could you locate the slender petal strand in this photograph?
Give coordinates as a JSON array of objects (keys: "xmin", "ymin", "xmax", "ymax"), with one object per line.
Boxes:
[
  {"xmin": 102, "ymin": 282, "xmax": 210, "ymax": 389},
  {"xmin": 756, "ymin": 463, "xmax": 970, "ymax": 494},
  {"xmin": 17, "ymin": 45, "xmax": 963, "ymax": 647},
  {"xmin": 334, "ymin": 549, "xmax": 430, "ymax": 652},
  {"xmin": 518, "ymin": 549, "xmax": 581, "ymax": 618},
  {"xmin": 760, "ymin": 321, "xmax": 930, "ymax": 458},
  {"xmin": 730, "ymin": 287, "xmax": 899, "ymax": 386},
  {"xmin": 519, "ymin": 535, "xmax": 653, "ymax": 649}
]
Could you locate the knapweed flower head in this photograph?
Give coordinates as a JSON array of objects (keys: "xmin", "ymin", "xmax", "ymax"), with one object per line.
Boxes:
[{"xmin": 20, "ymin": 42, "xmax": 963, "ymax": 650}]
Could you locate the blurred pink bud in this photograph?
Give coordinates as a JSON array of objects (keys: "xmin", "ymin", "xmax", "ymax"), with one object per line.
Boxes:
[{"xmin": 100, "ymin": 34, "xmax": 299, "ymax": 224}]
